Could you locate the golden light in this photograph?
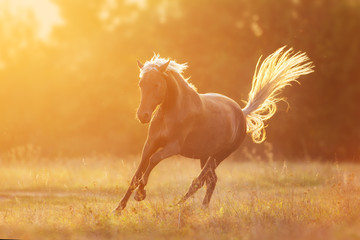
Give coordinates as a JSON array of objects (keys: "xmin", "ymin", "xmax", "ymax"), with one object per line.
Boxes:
[{"xmin": 0, "ymin": 0, "xmax": 63, "ymax": 40}]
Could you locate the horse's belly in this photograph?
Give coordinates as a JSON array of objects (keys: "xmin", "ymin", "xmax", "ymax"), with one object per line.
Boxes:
[
  {"xmin": 180, "ymin": 139, "xmax": 212, "ymax": 159},
  {"xmin": 180, "ymin": 141, "xmax": 213, "ymax": 159},
  {"xmin": 180, "ymin": 132, "xmax": 240, "ymax": 159}
]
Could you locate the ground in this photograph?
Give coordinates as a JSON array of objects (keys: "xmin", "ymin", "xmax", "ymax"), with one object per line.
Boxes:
[{"xmin": 0, "ymin": 154, "xmax": 360, "ymax": 240}]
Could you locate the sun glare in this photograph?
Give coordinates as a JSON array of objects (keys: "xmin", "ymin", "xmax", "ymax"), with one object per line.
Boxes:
[{"xmin": 0, "ymin": 0, "xmax": 63, "ymax": 40}]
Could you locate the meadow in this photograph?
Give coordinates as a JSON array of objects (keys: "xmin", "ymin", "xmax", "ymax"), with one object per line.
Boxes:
[{"xmin": 0, "ymin": 151, "xmax": 360, "ymax": 240}]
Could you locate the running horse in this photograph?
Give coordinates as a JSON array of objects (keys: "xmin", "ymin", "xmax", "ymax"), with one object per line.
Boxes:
[{"xmin": 114, "ymin": 47, "xmax": 313, "ymax": 213}]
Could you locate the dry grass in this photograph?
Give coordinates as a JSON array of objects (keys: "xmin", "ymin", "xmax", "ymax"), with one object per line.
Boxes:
[{"xmin": 0, "ymin": 154, "xmax": 360, "ymax": 240}]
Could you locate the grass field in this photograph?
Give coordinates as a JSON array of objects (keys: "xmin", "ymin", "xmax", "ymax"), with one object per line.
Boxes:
[{"xmin": 1, "ymin": 153, "xmax": 360, "ymax": 240}]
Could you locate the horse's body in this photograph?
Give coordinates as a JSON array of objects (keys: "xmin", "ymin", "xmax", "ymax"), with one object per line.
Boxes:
[
  {"xmin": 154, "ymin": 71, "xmax": 246, "ymax": 160},
  {"xmin": 180, "ymin": 93, "xmax": 246, "ymax": 160},
  {"xmin": 114, "ymin": 47, "xmax": 313, "ymax": 213}
]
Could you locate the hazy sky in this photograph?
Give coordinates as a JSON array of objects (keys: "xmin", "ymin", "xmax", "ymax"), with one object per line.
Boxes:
[{"xmin": 0, "ymin": 0, "xmax": 63, "ymax": 40}]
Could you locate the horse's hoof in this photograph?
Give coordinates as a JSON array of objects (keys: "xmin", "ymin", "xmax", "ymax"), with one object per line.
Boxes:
[
  {"xmin": 176, "ymin": 199, "xmax": 185, "ymax": 206},
  {"xmin": 201, "ymin": 203, "xmax": 210, "ymax": 210},
  {"xmin": 111, "ymin": 208, "xmax": 122, "ymax": 216},
  {"xmin": 111, "ymin": 202, "xmax": 126, "ymax": 216},
  {"xmin": 134, "ymin": 189, "xmax": 146, "ymax": 201}
]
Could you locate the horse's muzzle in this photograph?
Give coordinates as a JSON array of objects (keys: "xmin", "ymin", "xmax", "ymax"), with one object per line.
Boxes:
[{"xmin": 137, "ymin": 112, "xmax": 151, "ymax": 124}]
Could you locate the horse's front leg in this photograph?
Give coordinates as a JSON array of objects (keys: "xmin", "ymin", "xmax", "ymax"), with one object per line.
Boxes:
[
  {"xmin": 113, "ymin": 139, "xmax": 158, "ymax": 213},
  {"xmin": 134, "ymin": 141, "xmax": 180, "ymax": 200}
]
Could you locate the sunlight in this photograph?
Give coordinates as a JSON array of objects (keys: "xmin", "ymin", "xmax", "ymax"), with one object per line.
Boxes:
[{"xmin": 0, "ymin": 0, "xmax": 63, "ymax": 40}]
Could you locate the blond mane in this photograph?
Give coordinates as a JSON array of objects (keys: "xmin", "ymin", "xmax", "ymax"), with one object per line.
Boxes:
[{"xmin": 140, "ymin": 54, "xmax": 197, "ymax": 91}]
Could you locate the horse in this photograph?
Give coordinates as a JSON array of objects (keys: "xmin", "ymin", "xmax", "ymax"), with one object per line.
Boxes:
[{"xmin": 114, "ymin": 46, "xmax": 313, "ymax": 213}]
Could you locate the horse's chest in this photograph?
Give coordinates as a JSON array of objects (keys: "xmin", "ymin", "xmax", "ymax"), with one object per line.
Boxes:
[{"xmin": 151, "ymin": 116, "xmax": 189, "ymax": 142}]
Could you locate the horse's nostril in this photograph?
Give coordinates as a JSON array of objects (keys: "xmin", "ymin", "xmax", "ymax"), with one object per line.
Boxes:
[{"xmin": 144, "ymin": 113, "xmax": 150, "ymax": 120}]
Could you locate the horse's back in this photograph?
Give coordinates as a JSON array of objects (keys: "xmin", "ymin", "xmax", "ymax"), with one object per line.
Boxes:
[
  {"xmin": 180, "ymin": 93, "xmax": 247, "ymax": 160},
  {"xmin": 201, "ymin": 93, "xmax": 241, "ymax": 114}
]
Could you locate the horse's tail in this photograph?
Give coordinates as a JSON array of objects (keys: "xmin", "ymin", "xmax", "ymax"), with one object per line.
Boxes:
[{"xmin": 242, "ymin": 46, "xmax": 314, "ymax": 143}]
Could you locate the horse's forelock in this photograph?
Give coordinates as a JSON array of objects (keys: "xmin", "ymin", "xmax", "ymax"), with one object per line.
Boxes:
[
  {"xmin": 139, "ymin": 54, "xmax": 187, "ymax": 77},
  {"xmin": 139, "ymin": 54, "xmax": 197, "ymax": 91}
]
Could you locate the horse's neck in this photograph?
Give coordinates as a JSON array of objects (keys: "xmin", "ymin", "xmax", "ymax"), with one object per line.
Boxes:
[{"xmin": 161, "ymin": 72, "xmax": 200, "ymax": 112}]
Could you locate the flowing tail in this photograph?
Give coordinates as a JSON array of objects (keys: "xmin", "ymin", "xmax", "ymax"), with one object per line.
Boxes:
[{"xmin": 242, "ymin": 46, "xmax": 314, "ymax": 143}]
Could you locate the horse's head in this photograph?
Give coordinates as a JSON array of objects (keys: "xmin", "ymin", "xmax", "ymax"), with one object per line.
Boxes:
[{"xmin": 136, "ymin": 59, "xmax": 170, "ymax": 124}]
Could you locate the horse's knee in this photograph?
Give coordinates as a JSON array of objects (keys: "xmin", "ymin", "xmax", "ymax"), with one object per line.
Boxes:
[
  {"xmin": 134, "ymin": 188, "xmax": 147, "ymax": 201},
  {"xmin": 130, "ymin": 175, "xmax": 142, "ymax": 189}
]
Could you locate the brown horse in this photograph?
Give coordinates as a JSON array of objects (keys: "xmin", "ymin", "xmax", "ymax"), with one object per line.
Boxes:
[{"xmin": 114, "ymin": 47, "xmax": 313, "ymax": 213}]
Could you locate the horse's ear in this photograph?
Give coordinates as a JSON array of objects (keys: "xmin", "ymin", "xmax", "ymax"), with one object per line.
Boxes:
[
  {"xmin": 137, "ymin": 60, "xmax": 144, "ymax": 69},
  {"xmin": 157, "ymin": 60, "xmax": 170, "ymax": 72}
]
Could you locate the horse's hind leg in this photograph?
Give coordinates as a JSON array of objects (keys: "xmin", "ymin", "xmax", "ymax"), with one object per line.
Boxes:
[
  {"xmin": 177, "ymin": 157, "xmax": 216, "ymax": 205},
  {"xmin": 202, "ymin": 169, "xmax": 217, "ymax": 208},
  {"xmin": 201, "ymin": 152, "xmax": 232, "ymax": 207},
  {"xmin": 200, "ymin": 158, "xmax": 219, "ymax": 207}
]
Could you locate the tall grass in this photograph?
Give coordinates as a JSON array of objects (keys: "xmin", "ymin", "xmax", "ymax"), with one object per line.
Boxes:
[{"xmin": 0, "ymin": 152, "xmax": 359, "ymax": 239}]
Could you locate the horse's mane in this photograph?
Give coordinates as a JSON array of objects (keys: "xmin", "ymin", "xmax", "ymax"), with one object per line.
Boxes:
[{"xmin": 140, "ymin": 54, "xmax": 197, "ymax": 91}]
